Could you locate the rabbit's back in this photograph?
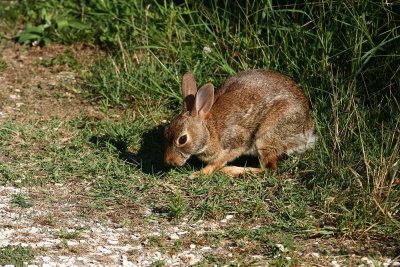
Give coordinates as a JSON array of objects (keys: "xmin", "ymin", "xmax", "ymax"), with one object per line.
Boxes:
[
  {"xmin": 215, "ymin": 70, "xmax": 308, "ymax": 106},
  {"xmin": 208, "ymin": 70, "xmax": 314, "ymax": 155}
]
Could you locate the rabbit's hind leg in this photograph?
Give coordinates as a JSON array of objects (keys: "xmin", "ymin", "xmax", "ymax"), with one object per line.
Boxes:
[{"xmin": 256, "ymin": 144, "xmax": 279, "ymax": 170}]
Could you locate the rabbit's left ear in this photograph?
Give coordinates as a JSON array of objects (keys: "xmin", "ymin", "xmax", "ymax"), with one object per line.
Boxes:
[
  {"xmin": 182, "ymin": 72, "xmax": 197, "ymax": 112},
  {"xmin": 193, "ymin": 83, "xmax": 214, "ymax": 119}
]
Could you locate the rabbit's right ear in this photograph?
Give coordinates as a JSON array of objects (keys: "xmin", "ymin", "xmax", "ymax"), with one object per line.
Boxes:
[
  {"xmin": 182, "ymin": 72, "xmax": 197, "ymax": 111},
  {"xmin": 193, "ymin": 83, "xmax": 214, "ymax": 119}
]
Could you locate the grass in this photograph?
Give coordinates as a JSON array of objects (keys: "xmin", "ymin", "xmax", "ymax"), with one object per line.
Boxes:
[
  {"xmin": 151, "ymin": 260, "xmax": 166, "ymax": 267},
  {"xmin": 10, "ymin": 193, "xmax": 32, "ymax": 208},
  {"xmin": 0, "ymin": 0, "xmax": 20, "ymax": 39},
  {"xmin": 0, "ymin": 245, "xmax": 34, "ymax": 267},
  {"xmin": 54, "ymin": 228, "xmax": 83, "ymax": 240},
  {"xmin": 0, "ymin": 58, "xmax": 7, "ymax": 71},
  {"xmin": 0, "ymin": 0, "xmax": 399, "ymax": 264}
]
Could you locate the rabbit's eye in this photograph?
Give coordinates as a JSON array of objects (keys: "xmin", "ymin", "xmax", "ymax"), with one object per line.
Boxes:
[{"xmin": 178, "ymin": 134, "xmax": 187, "ymax": 145}]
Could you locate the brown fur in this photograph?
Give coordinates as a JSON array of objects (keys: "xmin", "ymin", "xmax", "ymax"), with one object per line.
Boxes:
[{"xmin": 164, "ymin": 70, "xmax": 316, "ymax": 177}]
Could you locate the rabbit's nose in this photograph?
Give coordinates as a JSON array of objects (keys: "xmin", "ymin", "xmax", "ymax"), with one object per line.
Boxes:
[{"xmin": 164, "ymin": 153, "xmax": 176, "ymax": 166}]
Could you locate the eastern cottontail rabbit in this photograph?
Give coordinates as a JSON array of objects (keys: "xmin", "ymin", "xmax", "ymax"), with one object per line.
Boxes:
[{"xmin": 164, "ymin": 70, "xmax": 316, "ymax": 177}]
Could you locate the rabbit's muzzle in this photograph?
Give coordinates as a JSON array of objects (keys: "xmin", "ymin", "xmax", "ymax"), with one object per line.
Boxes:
[{"xmin": 164, "ymin": 149, "xmax": 188, "ymax": 167}]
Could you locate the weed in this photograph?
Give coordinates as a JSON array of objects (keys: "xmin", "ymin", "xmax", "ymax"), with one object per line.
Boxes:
[
  {"xmin": 167, "ymin": 191, "xmax": 186, "ymax": 221},
  {"xmin": 200, "ymin": 253, "xmax": 234, "ymax": 266},
  {"xmin": 14, "ymin": 24, "xmax": 52, "ymax": 46},
  {"xmin": 0, "ymin": 58, "xmax": 7, "ymax": 71},
  {"xmin": 36, "ymin": 49, "xmax": 78, "ymax": 71},
  {"xmin": 146, "ymin": 236, "xmax": 167, "ymax": 248},
  {"xmin": 10, "ymin": 193, "xmax": 32, "ymax": 208},
  {"xmin": 151, "ymin": 260, "xmax": 166, "ymax": 267},
  {"xmin": 0, "ymin": 1, "xmax": 20, "ymax": 35},
  {"xmin": 54, "ymin": 228, "xmax": 83, "ymax": 239},
  {"xmin": 0, "ymin": 245, "xmax": 34, "ymax": 267},
  {"xmin": 40, "ymin": 213, "xmax": 58, "ymax": 226}
]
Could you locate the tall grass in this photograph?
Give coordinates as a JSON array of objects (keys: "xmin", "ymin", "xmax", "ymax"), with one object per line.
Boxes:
[{"xmin": 14, "ymin": 0, "xmax": 400, "ymax": 236}]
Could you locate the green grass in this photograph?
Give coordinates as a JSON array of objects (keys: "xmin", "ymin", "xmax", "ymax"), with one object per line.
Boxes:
[
  {"xmin": 0, "ymin": 0, "xmax": 399, "ymax": 263},
  {"xmin": 0, "ymin": 0, "xmax": 20, "ymax": 39},
  {"xmin": 54, "ymin": 228, "xmax": 83, "ymax": 240},
  {"xmin": 10, "ymin": 193, "xmax": 32, "ymax": 208},
  {"xmin": 35, "ymin": 48, "xmax": 79, "ymax": 70},
  {"xmin": 151, "ymin": 260, "xmax": 166, "ymax": 267},
  {"xmin": 0, "ymin": 245, "xmax": 34, "ymax": 267},
  {"xmin": 0, "ymin": 58, "xmax": 7, "ymax": 71}
]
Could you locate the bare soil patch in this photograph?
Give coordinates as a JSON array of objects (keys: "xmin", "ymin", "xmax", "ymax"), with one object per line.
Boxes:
[{"xmin": 0, "ymin": 42, "xmax": 103, "ymax": 123}]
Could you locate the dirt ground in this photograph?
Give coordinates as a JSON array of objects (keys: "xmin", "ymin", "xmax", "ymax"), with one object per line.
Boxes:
[
  {"xmin": 0, "ymin": 42, "xmax": 399, "ymax": 267},
  {"xmin": 0, "ymin": 42, "xmax": 101, "ymax": 122}
]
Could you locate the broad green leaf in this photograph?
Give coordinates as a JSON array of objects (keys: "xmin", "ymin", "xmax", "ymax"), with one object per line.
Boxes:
[{"xmin": 16, "ymin": 32, "xmax": 41, "ymax": 44}]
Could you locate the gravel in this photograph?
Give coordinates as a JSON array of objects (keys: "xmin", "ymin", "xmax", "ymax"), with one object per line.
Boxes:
[
  {"xmin": 0, "ymin": 185, "xmax": 215, "ymax": 266},
  {"xmin": 1, "ymin": 183, "xmax": 399, "ymax": 267}
]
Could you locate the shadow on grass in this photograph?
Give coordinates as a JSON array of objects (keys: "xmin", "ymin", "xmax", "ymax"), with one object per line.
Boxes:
[
  {"xmin": 90, "ymin": 125, "xmax": 269, "ymax": 176},
  {"xmin": 90, "ymin": 125, "xmax": 169, "ymax": 176}
]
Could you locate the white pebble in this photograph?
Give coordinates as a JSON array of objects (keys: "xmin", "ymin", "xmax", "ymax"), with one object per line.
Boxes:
[
  {"xmin": 311, "ymin": 252, "xmax": 320, "ymax": 258},
  {"xmin": 148, "ymin": 232, "xmax": 161, "ymax": 237},
  {"xmin": 58, "ymin": 256, "xmax": 70, "ymax": 262},
  {"xmin": 361, "ymin": 257, "xmax": 374, "ymax": 266},
  {"xmin": 67, "ymin": 240, "xmax": 79, "ymax": 247},
  {"xmin": 121, "ymin": 255, "xmax": 135, "ymax": 267},
  {"xmin": 331, "ymin": 260, "xmax": 340, "ymax": 267},
  {"xmin": 220, "ymin": 214, "xmax": 234, "ymax": 223},
  {"xmin": 29, "ymin": 227, "xmax": 40, "ymax": 234},
  {"xmin": 169, "ymin": 233, "xmax": 179, "ymax": 240},
  {"xmin": 130, "ymin": 234, "xmax": 141, "ymax": 240},
  {"xmin": 108, "ymin": 239, "xmax": 119, "ymax": 245},
  {"xmin": 97, "ymin": 246, "xmax": 112, "ymax": 254},
  {"xmin": 42, "ymin": 256, "xmax": 51, "ymax": 262},
  {"xmin": 177, "ymin": 231, "xmax": 188, "ymax": 236},
  {"xmin": 9, "ymin": 94, "xmax": 20, "ymax": 99},
  {"xmin": 203, "ymin": 46, "xmax": 212, "ymax": 54},
  {"xmin": 276, "ymin": 244, "xmax": 285, "ymax": 252}
]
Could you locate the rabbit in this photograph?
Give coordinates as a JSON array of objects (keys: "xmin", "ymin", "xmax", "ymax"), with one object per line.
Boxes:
[{"xmin": 164, "ymin": 69, "xmax": 316, "ymax": 177}]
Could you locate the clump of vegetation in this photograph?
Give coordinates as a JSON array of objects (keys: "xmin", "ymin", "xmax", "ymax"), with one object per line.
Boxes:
[
  {"xmin": 11, "ymin": 193, "xmax": 32, "ymax": 208},
  {"xmin": 0, "ymin": 245, "xmax": 35, "ymax": 267},
  {"xmin": 54, "ymin": 228, "xmax": 83, "ymax": 240},
  {"xmin": 0, "ymin": 58, "xmax": 7, "ymax": 71}
]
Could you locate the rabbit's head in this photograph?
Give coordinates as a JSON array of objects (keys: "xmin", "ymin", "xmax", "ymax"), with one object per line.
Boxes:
[{"xmin": 164, "ymin": 73, "xmax": 214, "ymax": 166}]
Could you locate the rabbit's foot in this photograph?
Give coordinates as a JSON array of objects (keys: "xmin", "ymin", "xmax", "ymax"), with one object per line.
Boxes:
[
  {"xmin": 188, "ymin": 171, "xmax": 201, "ymax": 179},
  {"xmin": 189, "ymin": 165, "xmax": 264, "ymax": 178},
  {"xmin": 189, "ymin": 164, "xmax": 221, "ymax": 178},
  {"xmin": 220, "ymin": 166, "xmax": 264, "ymax": 177}
]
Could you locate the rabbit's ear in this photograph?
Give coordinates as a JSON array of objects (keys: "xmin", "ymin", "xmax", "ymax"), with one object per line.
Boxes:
[
  {"xmin": 182, "ymin": 72, "xmax": 197, "ymax": 111},
  {"xmin": 194, "ymin": 83, "xmax": 214, "ymax": 119}
]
